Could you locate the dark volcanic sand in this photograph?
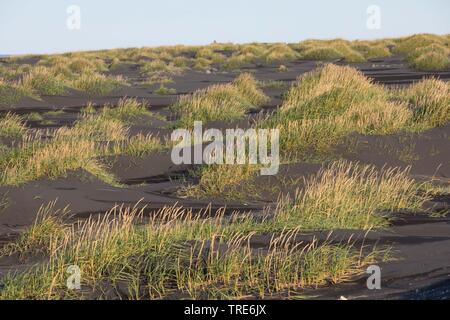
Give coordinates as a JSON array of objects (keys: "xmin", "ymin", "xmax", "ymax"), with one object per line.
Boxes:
[{"xmin": 0, "ymin": 55, "xmax": 449, "ymax": 299}]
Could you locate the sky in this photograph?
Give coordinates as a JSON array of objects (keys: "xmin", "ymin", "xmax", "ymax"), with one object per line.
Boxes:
[{"xmin": 1, "ymin": 0, "xmax": 449, "ymax": 55}]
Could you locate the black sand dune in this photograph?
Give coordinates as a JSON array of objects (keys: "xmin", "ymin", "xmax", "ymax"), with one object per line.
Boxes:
[{"xmin": 0, "ymin": 54, "xmax": 449, "ymax": 299}]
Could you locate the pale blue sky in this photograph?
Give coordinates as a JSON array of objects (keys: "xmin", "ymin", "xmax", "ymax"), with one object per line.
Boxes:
[{"xmin": 1, "ymin": 0, "xmax": 449, "ymax": 55}]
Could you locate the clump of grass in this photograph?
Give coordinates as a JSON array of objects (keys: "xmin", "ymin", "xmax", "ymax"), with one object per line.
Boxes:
[
  {"xmin": 281, "ymin": 64, "xmax": 384, "ymax": 117},
  {"xmin": 406, "ymin": 43, "xmax": 449, "ymax": 62},
  {"xmin": 141, "ymin": 59, "xmax": 182, "ymax": 75},
  {"xmin": 351, "ymin": 42, "xmax": 391, "ymax": 59},
  {"xmin": 115, "ymin": 133, "xmax": 164, "ymax": 157},
  {"xmin": 108, "ymin": 57, "xmax": 124, "ymax": 70},
  {"xmin": 341, "ymin": 100, "xmax": 412, "ymax": 135},
  {"xmin": 174, "ymin": 84, "xmax": 248, "ymax": 126},
  {"xmin": 0, "ymin": 133, "xmax": 114, "ymax": 186},
  {"xmin": 331, "ymin": 43, "xmax": 366, "ymax": 63},
  {"xmin": 67, "ymin": 57, "xmax": 106, "ymax": 73},
  {"xmin": 0, "ymin": 114, "xmax": 124, "ymax": 186},
  {"xmin": 80, "ymin": 102, "xmax": 97, "ymax": 114},
  {"xmin": 0, "ymin": 79, "xmax": 32, "ymax": 106},
  {"xmin": 48, "ymin": 62, "xmax": 74, "ymax": 78},
  {"xmin": 220, "ymin": 56, "xmax": 245, "ymax": 71},
  {"xmin": 278, "ymin": 62, "xmax": 449, "ymax": 148},
  {"xmin": 180, "ymin": 164, "xmax": 259, "ymax": 199},
  {"xmin": 193, "ymin": 57, "xmax": 212, "ymax": 70},
  {"xmin": 157, "ymin": 50, "xmax": 174, "ymax": 61},
  {"xmin": 275, "ymin": 161, "xmax": 429, "ymax": 230},
  {"xmin": 399, "ymin": 78, "xmax": 450, "ymax": 128},
  {"xmin": 21, "ymin": 66, "xmax": 67, "ymax": 96},
  {"xmin": 265, "ymin": 44, "xmax": 300, "ymax": 62},
  {"xmin": 43, "ymin": 110, "xmax": 65, "ymax": 117},
  {"xmin": 268, "ymin": 117, "xmax": 343, "ymax": 160},
  {"xmin": 173, "ymin": 73, "xmax": 268, "ymax": 127},
  {"xmin": 263, "ymin": 64, "xmax": 411, "ymax": 160},
  {"xmin": 394, "ymin": 34, "xmax": 450, "ymax": 71},
  {"xmin": 71, "ymin": 72, "xmax": 124, "ymax": 95},
  {"xmin": 36, "ymin": 55, "xmax": 68, "ymax": 68},
  {"xmin": 26, "ymin": 112, "xmax": 45, "ymax": 121},
  {"xmin": 411, "ymin": 51, "xmax": 450, "ymax": 71},
  {"xmin": 0, "ymin": 98, "xmax": 167, "ymax": 186},
  {"xmin": 300, "ymin": 47, "xmax": 343, "ymax": 60},
  {"xmin": 298, "ymin": 40, "xmax": 367, "ymax": 62},
  {"xmin": 0, "ymin": 66, "xmax": 16, "ymax": 80},
  {"xmin": 258, "ymin": 80, "xmax": 289, "ymax": 89},
  {"xmin": 394, "ymin": 34, "xmax": 445, "ymax": 56},
  {"xmin": 143, "ymin": 74, "xmax": 174, "ymax": 86},
  {"xmin": 194, "ymin": 48, "xmax": 214, "ymax": 59},
  {"xmin": 1, "ymin": 201, "xmax": 69, "ymax": 256},
  {"xmin": 0, "ymin": 62, "xmax": 33, "ymax": 80},
  {"xmin": 62, "ymin": 114, "xmax": 128, "ymax": 142},
  {"xmin": 238, "ymin": 44, "xmax": 266, "ymax": 60},
  {"xmin": 0, "ymin": 203, "xmax": 380, "ymax": 300},
  {"xmin": 37, "ymin": 54, "xmax": 106, "ymax": 75},
  {"xmin": 196, "ymin": 48, "xmax": 226, "ymax": 63},
  {"xmin": 129, "ymin": 50, "xmax": 158, "ymax": 62},
  {"xmin": 141, "ymin": 59, "xmax": 168, "ymax": 73},
  {"xmin": 172, "ymin": 56, "xmax": 190, "ymax": 68},
  {"xmin": 268, "ymin": 102, "xmax": 410, "ymax": 161},
  {"xmin": 174, "ymin": 233, "xmax": 374, "ymax": 298},
  {"xmin": 154, "ymin": 84, "xmax": 177, "ymax": 95},
  {"xmin": 100, "ymin": 97, "xmax": 153, "ymax": 122},
  {"xmin": 232, "ymin": 73, "xmax": 269, "ymax": 106},
  {"xmin": 0, "ymin": 112, "xmax": 27, "ymax": 137}
]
